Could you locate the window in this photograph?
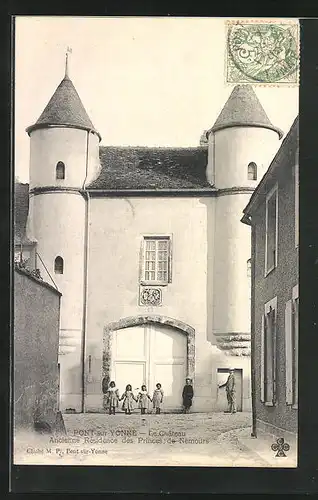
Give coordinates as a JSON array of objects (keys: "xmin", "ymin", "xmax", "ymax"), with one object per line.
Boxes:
[
  {"xmin": 286, "ymin": 285, "xmax": 298, "ymax": 407},
  {"xmin": 56, "ymin": 161, "xmax": 65, "ymax": 180},
  {"xmin": 265, "ymin": 185, "xmax": 278, "ymax": 275},
  {"xmin": 295, "ymin": 149, "xmax": 299, "ymax": 248},
  {"xmin": 261, "ymin": 297, "xmax": 277, "ymax": 405},
  {"xmin": 248, "ymin": 162, "xmax": 257, "ymax": 181},
  {"xmin": 54, "ymin": 256, "xmax": 64, "ymax": 274},
  {"xmin": 141, "ymin": 236, "xmax": 171, "ymax": 284}
]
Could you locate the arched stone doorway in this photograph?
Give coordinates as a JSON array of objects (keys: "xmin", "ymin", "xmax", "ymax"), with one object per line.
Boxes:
[{"xmin": 102, "ymin": 315, "xmax": 195, "ymax": 411}]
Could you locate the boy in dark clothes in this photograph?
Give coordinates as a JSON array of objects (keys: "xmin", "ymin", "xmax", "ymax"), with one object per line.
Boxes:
[{"xmin": 182, "ymin": 378, "xmax": 194, "ymax": 413}]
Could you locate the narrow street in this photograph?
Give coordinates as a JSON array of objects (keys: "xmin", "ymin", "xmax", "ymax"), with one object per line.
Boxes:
[{"xmin": 14, "ymin": 412, "xmax": 269, "ymax": 466}]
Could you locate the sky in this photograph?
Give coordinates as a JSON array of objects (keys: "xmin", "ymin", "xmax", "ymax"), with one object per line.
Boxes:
[{"xmin": 15, "ymin": 17, "xmax": 299, "ymax": 182}]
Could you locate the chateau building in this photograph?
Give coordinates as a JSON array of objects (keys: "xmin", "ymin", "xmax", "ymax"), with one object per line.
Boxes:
[{"xmin": 14, "ymin": 64, "xmax": 283, "ymax": 413}]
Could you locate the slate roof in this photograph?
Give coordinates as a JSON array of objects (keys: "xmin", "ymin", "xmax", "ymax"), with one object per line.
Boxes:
[
  {"xmin": 26, "ymin": 75, "xmax": 101, "ymax": 140},
  {"xmin": 88, "ymin": 146, "xmax": 212, "ymax": 190},
  {"xmin": 209, "ymin": 85, "xmax": 283, "ymax": 139},
  {"xmin": 14, "ymin": 182, "xmax": 33, "ymax": 244},
  {"xmin": 14, "ymin": 147, "xmax": 212, "ymax": 240}
]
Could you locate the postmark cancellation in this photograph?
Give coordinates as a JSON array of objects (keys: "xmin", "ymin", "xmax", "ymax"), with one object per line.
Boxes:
[{"xmin": 225, "ymin": 20, "xmax": 299, "ymax": 86}]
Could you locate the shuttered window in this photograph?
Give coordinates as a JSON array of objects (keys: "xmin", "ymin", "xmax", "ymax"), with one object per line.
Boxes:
[
  {"xmin": 292, "ymin": 285, "xmax": 299, "ymax": 407},
  {"xmin": 262, "ymin": 297, "xmax": 277, "ymax": 405},
  {"xmin": 295, "ymin": 153, "xmax": 299, "ymax": 248},
  {"xmin": 285, "ymin": 287, "xmax": 299, "ymax": 407},
  {"xmin": 260, "ymin": 315, "xmax": 265, "ymax": 403},
  {"xmin": 285, "ymin": 300, "xmax": 293, "ymax": 404},
  {"xmin": 265, "ymin": 186, "xmax": 278, "ymax": 275}
]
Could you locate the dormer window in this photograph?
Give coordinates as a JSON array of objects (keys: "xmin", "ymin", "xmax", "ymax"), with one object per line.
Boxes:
[
  {"xmin": 56, "ymin": 161, "xmax": 65, "ymax": 180},
  {"xmin": 248, "ymin": 162, "xmax": 257, "ymax": 181},
  {"xmin": 54, "ymin": 256, "xmax": 64, "ymax": 274}
]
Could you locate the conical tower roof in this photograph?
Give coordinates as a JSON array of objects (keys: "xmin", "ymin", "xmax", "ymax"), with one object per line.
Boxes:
[
  {"xmin": 208, "ymin": 85, "xmax": 283, "ymax": 139},
  {"xmin": 26, "ymin": 74, "xmax": 101, "ymax": 141}
]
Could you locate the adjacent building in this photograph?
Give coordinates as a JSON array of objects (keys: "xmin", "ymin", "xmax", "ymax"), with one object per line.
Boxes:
[
  {"xmin": 241, "ymin": 116, "xmax": 299, "ymax": 441},
  {"xmin": 15, "ymin": 62, "xmax": 284, "ymax": 413},
  {"xmin": 14, "ymin": 263, "xmax": 61, "ymax": 431}
]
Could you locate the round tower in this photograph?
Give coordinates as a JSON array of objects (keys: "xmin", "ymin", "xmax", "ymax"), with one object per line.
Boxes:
[
  {"xmin": 26, "ymin": 59, "xmax": 101, "ymax": 411},
  {"xmin": 207, "ymin": 85, "xmax": 282, "ymax": 409}
]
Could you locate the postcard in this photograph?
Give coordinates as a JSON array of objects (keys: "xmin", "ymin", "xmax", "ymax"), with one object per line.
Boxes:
[{"xmin": 13, "ymin": 16, "xmax": 299, "ymax": 470}]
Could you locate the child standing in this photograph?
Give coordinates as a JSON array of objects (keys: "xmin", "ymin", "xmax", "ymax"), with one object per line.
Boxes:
[
  {"xmin": 121, "ymin": 384, "xmax": 137, "ymax": 415},
  {"xmin": 182, "ymin": 377, "xmax": 194, "ymax": 413},
  {"xmin": 137, "ymin": 385, "xmax": 152, "ymax": 415},
  {"xmin": 105, "ymin": 380, "xmax": 120, "ymax": 415},
  {"xmin": 152, "ymin": 383, "xmax": 164, "ymax": 414}
]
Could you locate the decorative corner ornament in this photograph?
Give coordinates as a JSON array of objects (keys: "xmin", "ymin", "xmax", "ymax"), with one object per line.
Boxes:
[
  {"xmin": 271, "ymin": 437, "xmax": 290, "ymax": 457},
  {"xmin": 139, "ymin": 287, "xmax": 162, "ymax": 306}
]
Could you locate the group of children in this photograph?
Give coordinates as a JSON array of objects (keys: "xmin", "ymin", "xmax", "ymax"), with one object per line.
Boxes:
[
  {"xmin": 103, "ymin": 378, "xmax": 194, "ymax": 415},
  {"xmin": 104, "ymin": 382, "xmax": 163, "ymax": 415}
]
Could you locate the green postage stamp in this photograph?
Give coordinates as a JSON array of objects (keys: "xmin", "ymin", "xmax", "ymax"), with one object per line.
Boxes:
[{"xmin": 226, "ymin": 20, "xmax": 299, "ymax": 85}]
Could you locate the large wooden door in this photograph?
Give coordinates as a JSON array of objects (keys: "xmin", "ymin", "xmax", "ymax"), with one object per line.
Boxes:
[
  {"xmin": 150, "ymin": 323, "xmax": 187, "ymax": 409},
  {"xmin": 111, "ymin": 323, "xmax": 187, "ymax": 410}
]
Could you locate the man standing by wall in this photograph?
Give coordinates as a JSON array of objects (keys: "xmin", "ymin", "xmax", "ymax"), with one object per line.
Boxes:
[{"xmin": 219, "ymin": 368, "xmax": 236, "ymax": 414}]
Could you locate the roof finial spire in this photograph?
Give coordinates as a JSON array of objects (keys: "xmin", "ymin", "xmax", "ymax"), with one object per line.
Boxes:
[{"xmin": 65, "ymin": 46, "xmax": 72, "ymax": 78}]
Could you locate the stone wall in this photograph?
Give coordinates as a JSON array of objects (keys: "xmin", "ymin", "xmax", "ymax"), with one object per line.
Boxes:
[{"xmin": 14, "ymin": 267, "xmax": 61, "ymax": 431}]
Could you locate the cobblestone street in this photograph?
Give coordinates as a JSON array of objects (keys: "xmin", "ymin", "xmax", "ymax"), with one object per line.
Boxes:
[{"xmin": 14, "ymin": 411, "xmax": 272, "ymax": 467}]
